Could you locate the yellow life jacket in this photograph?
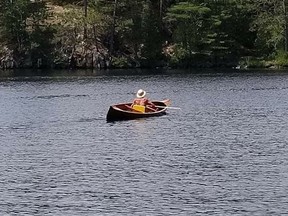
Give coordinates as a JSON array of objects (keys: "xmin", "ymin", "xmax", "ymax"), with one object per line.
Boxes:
[{"xmin": 132, "ymin": 105, "xmax": 145, "ymax": 113}]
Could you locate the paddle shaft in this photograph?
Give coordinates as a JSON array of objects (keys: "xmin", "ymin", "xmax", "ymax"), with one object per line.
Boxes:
[{"xmin": 155, "ymin": 105, "xmax": 181, "ymax": 110}]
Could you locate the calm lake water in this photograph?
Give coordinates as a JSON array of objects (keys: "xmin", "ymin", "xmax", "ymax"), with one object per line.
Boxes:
[{"xmin": 1, "ymin": 69, "xmax": 288, "ymax": 215}]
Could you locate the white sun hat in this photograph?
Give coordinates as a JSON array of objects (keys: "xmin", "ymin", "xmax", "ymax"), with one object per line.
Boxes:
[{"xmin": 136, "ymin": 89, "xmax": 146, "ymax": 98}]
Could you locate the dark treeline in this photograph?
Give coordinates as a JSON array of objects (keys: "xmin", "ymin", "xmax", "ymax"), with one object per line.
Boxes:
[{"xmin": 1, "ymin": 0, "xmax": 288, "ymax": 70}]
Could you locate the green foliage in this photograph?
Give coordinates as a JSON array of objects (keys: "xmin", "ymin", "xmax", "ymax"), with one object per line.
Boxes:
[
  {"xmin": 168, "ymin": 45, "xmax": 188, "ymax": 65},
  {"xmin": 239, "ymin": 56, "xmax": 267, "ymax": 68},
  {"xmin": 30, "ymin": 26, "xmax": 56, "ymax": 68},
  {"xmin": 1, "ymin": 0, "xmax": 288, "ymax": 69},
  {"xmin": 249, "ymin": 0, "xmax": 287, "ymax": 55},
  {"xmin": 165, "ymin": 1, "xmax": 212, "ymax": 64},
  {"xmin": 206, "ymin": 0, "xmax": 255, "ymax": 60},
  {"xmin": 52, "ymin": 6, "xmax": 86, "ymax": 67},
  {"xmin": 275, "ymin": 50, "xmax": 288, "ymax": 66},
  {"xmin": 164, "ymin": 0, "xmax": 259, "ymax": 66},
  {"xmin": 140, "ymin": 1, "xmax": 164, "ymax": 64},
  {"xmin": 0, "ymin": 0, "xmax": 30, "ymax": 54},
  {"xmin": 111, "ymin": 56, "xmax": 129, "ymax": 68},
  {"xmin": 0, "ymin": 0, "xmax": 54, "ymax": 68},
  {"xmin": 114, "ymin": 0, "xmax": 145, "ymax": 58},
  {"xmin": 48, "ymin": 0, "xmax": 81, "ymax": 6}
]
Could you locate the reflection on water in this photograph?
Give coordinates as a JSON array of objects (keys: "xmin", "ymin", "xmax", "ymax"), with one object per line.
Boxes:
[
  {"xmin": 0, "ymin": 68, "xmax": 169, "ymax": 79},
  {"xmin": 1, "ymin": 69, "xmax": 288, "ymax": 215}
]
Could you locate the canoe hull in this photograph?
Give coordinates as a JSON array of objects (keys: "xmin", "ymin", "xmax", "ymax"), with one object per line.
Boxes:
[{"xmin": 106, "ymin": 99, "xmax": 170, "ymax": 122}]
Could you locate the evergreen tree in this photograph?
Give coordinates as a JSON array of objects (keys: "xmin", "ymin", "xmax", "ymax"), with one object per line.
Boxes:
[
  {"xmin": 165, "ymin": 1, "xmax": 212, "ymax": 65},
  {"xmin": 0, "ymin": 0, "xmax": 54, "ymax": 68},
  {"xmin": 249, "ymin": 0, "xmax": 288, "ymax": 55},
  {"xmin": 141, "ymin": 0, "xmax": 164, "ymax": 65}
]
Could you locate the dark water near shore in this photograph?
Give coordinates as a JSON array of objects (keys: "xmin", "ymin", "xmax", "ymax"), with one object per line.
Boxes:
[{"xmin": 1, "ymin": 69, "xmax": 288, "ymax": 215}]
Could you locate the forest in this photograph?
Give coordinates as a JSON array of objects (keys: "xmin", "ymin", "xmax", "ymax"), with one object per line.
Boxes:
[{"xmin": 1, "ymin": 0, "xmax": 288, "ymax": 70}]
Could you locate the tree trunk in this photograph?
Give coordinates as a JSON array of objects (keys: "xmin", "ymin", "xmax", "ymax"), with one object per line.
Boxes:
[
  {"xmin": 160, "ymin": 0, "xmax": 162, "ymax": 18},
  {"xmin": 284, "ymin": 0, "xmax": 288, "ymax": 52},
  {"xmin": 83, "ymin": 0, "xmax": 88, "ymax": 39},
  {"xmin": 109, "ymin": 0, "xmax": 117, "ymax": 56}
]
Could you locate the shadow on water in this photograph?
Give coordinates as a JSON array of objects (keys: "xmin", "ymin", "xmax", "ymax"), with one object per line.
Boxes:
[
  {"xmin": 78, "ymin": 117, "xmax": 105, "ymax": 122},
  {"xmin": 0, "ymin": 67, "xmax": 275, "ymax": 78},
  {"xmin": 0, "ymin": 68, "xmax": 169, "ymax": 79},
  {"xmin": 2, "ymin": 68, "xmax": 288, "ymax": 81},
  {"xmin": 36, "ymin": 94, "xmax": 89, "ymax": 99}
]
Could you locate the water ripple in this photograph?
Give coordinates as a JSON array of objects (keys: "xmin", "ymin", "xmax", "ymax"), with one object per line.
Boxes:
[{"xmin": 1, "ymin": 70, "xmax": 288, "ymax": 215}]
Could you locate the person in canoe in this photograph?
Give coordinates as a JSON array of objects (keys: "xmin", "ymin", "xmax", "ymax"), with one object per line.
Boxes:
[{"xmin": 131, "ymin": 89, "xmax": 157, "ymax": 112}]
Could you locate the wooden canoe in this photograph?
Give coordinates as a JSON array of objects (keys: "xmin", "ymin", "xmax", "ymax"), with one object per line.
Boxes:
[{"xmin": 106, "ymin": 99, "xmax": 170, "ymax": 122}]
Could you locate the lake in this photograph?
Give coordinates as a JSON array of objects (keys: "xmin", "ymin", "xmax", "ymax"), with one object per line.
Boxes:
[{"xmin": 1, "ymin": 69, "xmax": 288, "ymax": 215}]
